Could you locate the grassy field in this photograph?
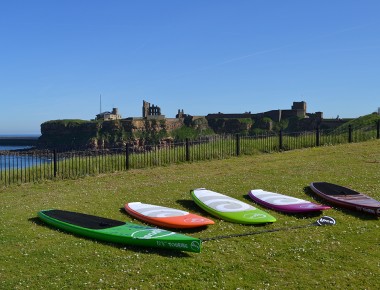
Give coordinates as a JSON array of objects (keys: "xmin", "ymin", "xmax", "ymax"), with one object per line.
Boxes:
[{"xmin": 1, "ymin": 140, "xmax": 379, "ymax": 289}]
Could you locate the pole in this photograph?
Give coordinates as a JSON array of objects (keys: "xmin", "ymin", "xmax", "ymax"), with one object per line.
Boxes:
[
  {"xmin": 125, "ymin": 144, "xmax": 130, "ymax": 170},
  {"xmin": 316, "ymin": 126, "xmax": 320, "ymax": 146},
  {"xmin": 186, "ymin": 138, "xmax": 190, "ymax": 162},
  {"xmin": 53, "ymin": 149, "xmax": 57, "ymax": 178},
  {"xmin": 236, "ymin": 134, "xmax": 240, "ymax": 156}
]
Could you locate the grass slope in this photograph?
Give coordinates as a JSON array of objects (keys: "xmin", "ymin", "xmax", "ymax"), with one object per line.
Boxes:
[
  {"xmin": 336, "ymin": 113, "xmax": 380, "ymax": 131},
  {"xmin": 1, "ymin": 140, "xmax": 379, "ymax": 289}
]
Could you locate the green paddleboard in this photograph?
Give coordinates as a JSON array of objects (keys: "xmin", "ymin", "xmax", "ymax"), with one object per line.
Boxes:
[
  {"xmin": 191, "ymin": 188, "xmax": 276, "ymax": 224},
  {"xmin": 38, "ymin": 209, "xmax": 201, "ymax": 253}
]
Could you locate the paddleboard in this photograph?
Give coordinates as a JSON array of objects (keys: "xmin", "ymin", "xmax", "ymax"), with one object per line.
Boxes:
[
  {"xmin": 124, "ymin": 202, "xmax": 214, "ymax": 229},
  {"xmin": 310, "ymin": 182, "xmax": 380, "ymax": 216},
  {"xmin": 190, "ymin": 188, "xmax": 276, "ymax": 224},
  {"xmin": 248, "ymin": 189, "xmax": 331, "ymax": 213},
  {"xmin": 38, "ymin": 209, "xmax": 202, "ymax": 253}
]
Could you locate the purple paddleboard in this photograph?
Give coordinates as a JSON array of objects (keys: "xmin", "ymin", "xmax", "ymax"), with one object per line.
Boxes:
[{"xmin": 248, "ymin": 189, "xmax": 331, "ymax": 213}]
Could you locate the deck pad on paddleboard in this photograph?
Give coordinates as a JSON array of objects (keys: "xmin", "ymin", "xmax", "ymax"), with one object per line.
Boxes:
[
  {"xmin": 310, "ymin": 182, "xmax": 380, "ymax": 216},
  {"xmin": 124, "ymin": 202, "xmax": 214, "ymax": 228},
  {"xmin": 38, "ymin": 209, "xmax": 201, "ymax": 253},
  {"xmin": 248, "ymin": 189, "xmax": 331, "ymax": 213},
  {"xmin": 190, "ymin": 188, "xmax": 276, "ymax": 224}
]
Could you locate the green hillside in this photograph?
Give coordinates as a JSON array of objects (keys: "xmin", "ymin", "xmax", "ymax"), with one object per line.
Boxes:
[{"xmin": 335, "ymin": 113, "xmax": 380, "ymax": 131}]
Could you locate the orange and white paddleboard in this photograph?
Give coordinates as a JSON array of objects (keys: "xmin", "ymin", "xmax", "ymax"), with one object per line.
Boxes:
[{"xmin": 124, "ymin": 202, "xmax": 215, "ymax": 229}]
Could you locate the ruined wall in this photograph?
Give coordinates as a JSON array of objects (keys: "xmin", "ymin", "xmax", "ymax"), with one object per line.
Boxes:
[
  {"xmin": 256, "ymin": 110, "xmax": 282, "ymax": 122},
  {"xmin": 281, "ymin": 109, "xmax": 305, "ymax": 119},
  {"xmin": 206, "ymin": 113, "xmax": 253, "ymax": 119}
]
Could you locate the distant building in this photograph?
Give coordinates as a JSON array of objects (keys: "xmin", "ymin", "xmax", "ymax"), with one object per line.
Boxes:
[
  {"xmin": 206, "ymin": 101, "xmax": 314, "ymax": 122},
  {"xmin": 142, "ymin": 100, "xmax": 165, "ymax": 119},
  {"xmin": 96, "ymin": 108, "xmax": 121, "ymax": 121},
  {"xmin": 291, "ymin": 101, "xmax": 307, "ymax": 118}
]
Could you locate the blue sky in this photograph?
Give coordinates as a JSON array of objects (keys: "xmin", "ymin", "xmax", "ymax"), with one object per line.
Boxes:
[{"xmin": 1, "ymin": 1, "xmax": 380, "ymax": 134}]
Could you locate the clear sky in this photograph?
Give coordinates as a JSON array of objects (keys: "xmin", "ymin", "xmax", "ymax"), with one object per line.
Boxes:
[{"xmin": 1, "ymin": 0, "xmax": 379, "ymax": 134}]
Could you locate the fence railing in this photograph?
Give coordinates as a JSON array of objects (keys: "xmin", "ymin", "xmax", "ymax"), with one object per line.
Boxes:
[{"xmin": 1, "ymin": 122, "xmax": 379, "ymax": 186}]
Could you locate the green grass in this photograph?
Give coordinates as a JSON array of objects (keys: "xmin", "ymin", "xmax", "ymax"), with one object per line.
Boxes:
[
  {"xmin": 1, "ymin": 140, "xmax": 380, "ymax": 289},
  {"xmin": 335, "ymin": 113, "xmax": 380, "ymax": 131}
]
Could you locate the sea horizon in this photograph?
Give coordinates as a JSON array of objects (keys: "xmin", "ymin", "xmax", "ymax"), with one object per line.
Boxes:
[
  {"xmin": 0, "ymin": 133, "xmax": 41, "ymax": 138},
  {"xmin": 0, "ymin": 134, "xmax": 40, "ymax": 150},
  {"xmin": 0, "ymin": 145, "xmax": 33, "ymax": 151}
]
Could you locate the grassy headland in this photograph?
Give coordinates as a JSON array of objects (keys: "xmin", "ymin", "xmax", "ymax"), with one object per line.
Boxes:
[{"xmin": 1, "ymin": 140, "xmax": 379, "ymax": 289}]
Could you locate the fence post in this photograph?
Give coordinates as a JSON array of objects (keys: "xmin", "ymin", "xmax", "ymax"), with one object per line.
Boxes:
[
  {"xmin": 125, "ymin": 144, "xmax": 130, "ymax": 170},
  {"xmin": 236, "ymin": 134, "xmax": 240, "ymax": 156},
  {"xmin": 348, "ymin": 125, "xmax": 353, "ymax": 143},
  {"xmin": 53, "ymin": 149, "xmax": 57, "ymax": 178},
  {"xmin": 279, "ymin": 130, "xmax": 283, "ymax": 151},
  {"xmin": 185, "ymin": 138, "xmax": 190, "ymax": 161},
  {"xmin": 377, "ymin": 120, "xmax": 380, "ymax": 139},
  {"xmin": 316, "ymin": 126, "xmax": 320, "ymax": 146}
]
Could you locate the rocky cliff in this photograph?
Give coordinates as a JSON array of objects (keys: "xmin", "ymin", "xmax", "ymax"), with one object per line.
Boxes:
[{"xmin": 37, "ymin": 118, "xmax": 184, "ymax": 150}]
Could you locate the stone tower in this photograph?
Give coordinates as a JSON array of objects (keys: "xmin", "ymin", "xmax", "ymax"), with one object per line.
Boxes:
[{"xmin": 291, "ymin": 101, "xmax": 307, "ymax": 118}]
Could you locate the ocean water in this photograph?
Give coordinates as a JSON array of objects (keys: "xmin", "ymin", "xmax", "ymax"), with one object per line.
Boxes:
[
  {"xmin": 0, "ymin": 134, "xmax": 40, "ymax": 139},
  {"xmin": 0, "ymin": 135, "xmax": 46, "ymax": 170},
  {"xmin": 0, "ymin": 145, "xmax": 50, "ymax": 170},
  {"xmin": 0, "ymin": 145, "xmax": 32, "ymax": 151},
  {"xmin": 0, "ymin": 133, "xmax": 39, "ymax": 152},
  {"xmin": 0, "ymin": 154, "xmax": 51, "ymax": 170}
]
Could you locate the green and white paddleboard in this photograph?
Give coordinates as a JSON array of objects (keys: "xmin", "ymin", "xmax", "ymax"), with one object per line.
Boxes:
[
  {"xmin": 190, "ymin": 188, "xmax": 276, "ymax": 224},
  {"xmin": 38, "ymin": 209, "xmax": 201, "ymax": 253}
]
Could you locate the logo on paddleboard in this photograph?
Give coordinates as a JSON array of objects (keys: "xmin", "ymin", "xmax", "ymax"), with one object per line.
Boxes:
[
  {"xmin": 316, "ymin": 216, "xmax": 336, "ymax": 226},
  {"xmin": 299, "ymin": 204, "xmax": 318, "ymax": 209},
  {"xmin": 243, "ymin": 213, "xmax": 267, "ymax": 219},
  {"xmin": 191, "ymin": 241, "xmax": 201, "ymax": 252},
  {"xmin": 184, "ymin": 217, "xmax": 206, "ymax": 223},
  {"xmin": 131, "ymin": 229, "xmax": 175, "ymax": 239}
]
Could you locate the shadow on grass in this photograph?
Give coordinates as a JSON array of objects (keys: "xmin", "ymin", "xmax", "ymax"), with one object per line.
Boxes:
[
  {"xmin": 176, "ymin": 197, "xmax": 333, "ymax": 241},
  {"xmin": 303, "ymin": 186, "xmax": 379, "ymax": 221},
  {"xmin": 175, "ymin": 199, "xmax": 203, "ymax": 213},
  {"xmin": 29, "ymin": 217, "xmax": 193, "ymax": 258}
]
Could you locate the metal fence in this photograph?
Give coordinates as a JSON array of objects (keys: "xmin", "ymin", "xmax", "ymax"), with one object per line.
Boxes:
[{"xmin": 1, "ymin": 122, "xmax": 379, "ymax": 186}]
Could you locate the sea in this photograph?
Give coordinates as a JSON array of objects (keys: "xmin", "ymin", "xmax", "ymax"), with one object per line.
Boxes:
[
  {"xmin": 0, "ymin": 134, "xmax": 47, "ymax": 169},
  {"xmin": 0, "ymin": 134, "xmax": 40, "ymax": 150},
  {"xmin": 0, "ymin": 145, "xmax": 33, "ymax": 151}
]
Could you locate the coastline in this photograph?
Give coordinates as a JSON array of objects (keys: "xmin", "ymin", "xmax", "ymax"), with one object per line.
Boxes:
[
  {"xmin": 0, "ymin": 135, "xmax": 39, "ymax": 147},
  {"xmin": 0, "ymin": 145, "xmax": 33, "ymax": 151}
]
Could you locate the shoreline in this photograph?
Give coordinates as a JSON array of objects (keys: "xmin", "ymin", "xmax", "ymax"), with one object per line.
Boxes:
[{"xmin": 0, "ymin": 136, "xmax": 39, "ymax": 147}]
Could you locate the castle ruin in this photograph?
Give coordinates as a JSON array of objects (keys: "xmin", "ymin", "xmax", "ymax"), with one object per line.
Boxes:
[
  {"xmin": 142, "ymin": 100, "xmax": 164, "ymax": 119},
  {"xmin": 95, "ymin": 100, "xmax": 328, "ymax": 136},
  {"xmin": 206, "ymin": 101, "xmax": 322, "ymax": 123}
]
